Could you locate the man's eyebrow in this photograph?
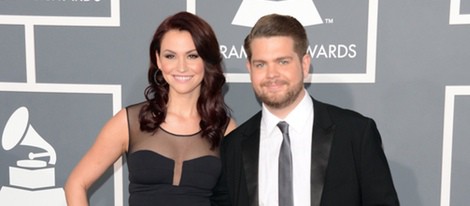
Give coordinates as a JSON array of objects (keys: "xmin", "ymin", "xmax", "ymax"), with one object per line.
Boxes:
[{"xmin": 275, "ymin": 56, "xmax": 293, "ymax": 61}]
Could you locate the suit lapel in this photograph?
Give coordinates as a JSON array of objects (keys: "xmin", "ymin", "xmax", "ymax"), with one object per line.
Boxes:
[
  {"xmin": 241, "ymin": 112, "xmax": 261, "ymax": 206},
  {"xmin": 311, "ymin": 99, "xmax": 335, "ymax": 206}
]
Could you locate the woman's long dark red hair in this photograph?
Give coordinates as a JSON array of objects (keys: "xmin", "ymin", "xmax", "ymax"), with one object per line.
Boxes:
[{"xmin": 139, "ymin": 11, "xmax": 230, "ymax": 149}]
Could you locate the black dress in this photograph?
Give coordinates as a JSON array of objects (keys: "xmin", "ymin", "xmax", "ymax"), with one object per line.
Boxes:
[{"xmin": 126, "ymin": 103, "xmax": 221, "ymax": 206}]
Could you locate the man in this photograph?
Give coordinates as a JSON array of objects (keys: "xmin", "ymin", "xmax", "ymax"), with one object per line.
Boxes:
[{"xmin": 218, "ymin": 14, "xmax": 399, "ymax": 206}]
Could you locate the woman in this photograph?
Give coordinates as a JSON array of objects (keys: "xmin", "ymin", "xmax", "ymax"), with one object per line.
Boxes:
[{"xmin": 65, "ymin": 11, "xmax": 236, "ymax": 206}]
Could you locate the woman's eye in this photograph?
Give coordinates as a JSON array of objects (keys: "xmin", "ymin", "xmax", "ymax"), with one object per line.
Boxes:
[
  {"xmin": 164, "ymin": 54, "xmax": 175, "ymax": 59},
  {"xmin": 188, "ymin": 54, "xmax": 199, "ymax": 59}
]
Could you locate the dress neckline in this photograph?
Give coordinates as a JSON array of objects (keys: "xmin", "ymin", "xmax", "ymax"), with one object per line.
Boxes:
[{"xmin": 159, "ymin": 126, "xmax": 202, "ymax": 137}]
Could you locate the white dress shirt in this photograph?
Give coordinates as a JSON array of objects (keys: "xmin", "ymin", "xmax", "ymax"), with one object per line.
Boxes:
[{"xmin": 259, "ymin": 90, "xmax": 314, "ymax": 206}]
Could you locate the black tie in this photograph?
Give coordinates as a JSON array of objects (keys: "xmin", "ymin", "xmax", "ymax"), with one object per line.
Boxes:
[{"xmin": 277, "ymin": 121, "xmax": 293, "ymax": 206}]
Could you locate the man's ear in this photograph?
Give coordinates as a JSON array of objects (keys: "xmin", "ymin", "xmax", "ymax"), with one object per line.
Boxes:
[
  {"xmin": 246, "ymin": 60, "xmax": 252, "ymax": 73},
  {"xmin": 302, "ymin": 54, "xmax": 311, "ymax": 76}
]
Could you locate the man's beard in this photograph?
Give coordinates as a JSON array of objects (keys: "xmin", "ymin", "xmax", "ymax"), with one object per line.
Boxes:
[{"xmin": 255, "ymin": 79, "xmax": 304, "ymax": 109}]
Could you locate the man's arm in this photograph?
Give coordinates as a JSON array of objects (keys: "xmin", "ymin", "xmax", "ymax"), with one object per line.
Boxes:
[{"xmin": 359, "ymin": 119, "xmax": 400, "ymax": 205}]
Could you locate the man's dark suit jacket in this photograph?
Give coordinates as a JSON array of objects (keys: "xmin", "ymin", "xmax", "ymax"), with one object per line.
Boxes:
[{"xmin": 213, "ymin": 98, "xmax": 399, "ymax": 206}]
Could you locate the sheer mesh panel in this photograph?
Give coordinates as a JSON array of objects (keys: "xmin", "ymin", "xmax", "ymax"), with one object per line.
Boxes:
[{"xmin": 126, "ymin": 102, "xmax": 218, "ymax": 186}]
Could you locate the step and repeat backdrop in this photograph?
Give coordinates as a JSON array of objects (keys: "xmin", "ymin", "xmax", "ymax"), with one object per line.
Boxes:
[{"xmin": 0, "ymin": 0, "xmax": 469, "ymax": 205}]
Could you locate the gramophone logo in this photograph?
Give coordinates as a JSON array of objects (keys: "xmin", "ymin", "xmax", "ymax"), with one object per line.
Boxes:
[
  {"xmin": 232, "ymin": 0, "xmax": 323, "ymax": 27},
  {"xmin": 0, "ymin": 106, "xmax": 66, "ymax": 205}
]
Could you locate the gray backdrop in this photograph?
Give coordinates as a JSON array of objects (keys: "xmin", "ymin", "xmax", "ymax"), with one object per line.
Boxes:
[{"xmin": 1, "ymin": 0, "xmax": 469, "ymax": 205}]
